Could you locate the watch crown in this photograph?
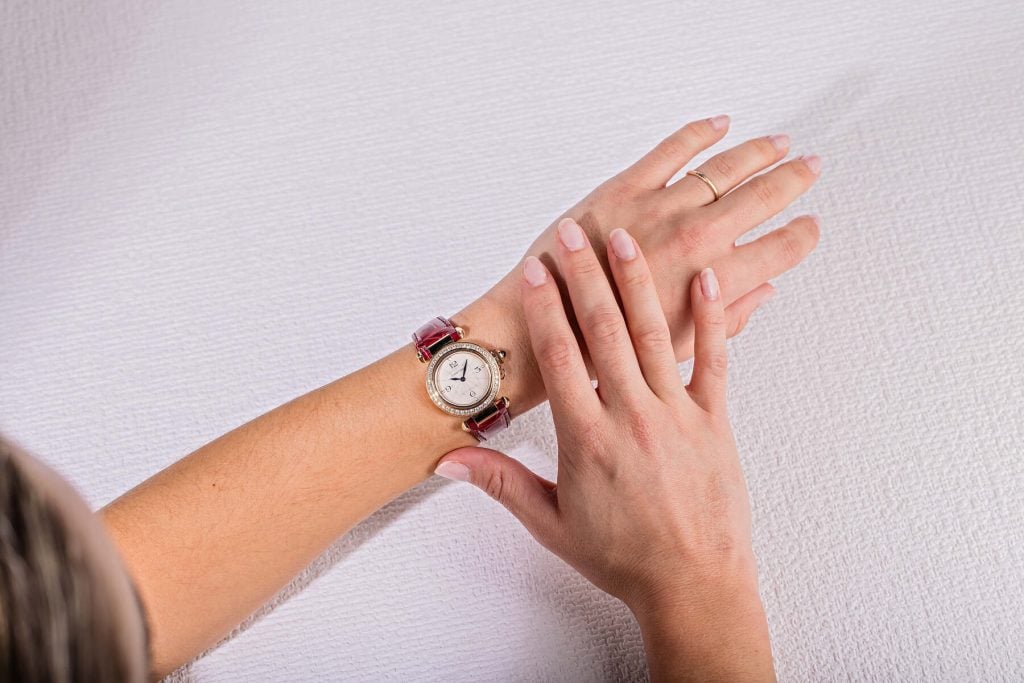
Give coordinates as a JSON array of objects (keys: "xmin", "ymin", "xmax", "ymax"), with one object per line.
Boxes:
[{"xmin": 493, "ymin": 349, "xmax": 507, "ymax": 363}]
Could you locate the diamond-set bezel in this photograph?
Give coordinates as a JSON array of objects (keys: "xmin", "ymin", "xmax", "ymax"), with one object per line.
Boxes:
[{"xmin": 425, "ymin": 341, "xmax": 501, "ymax": 416}]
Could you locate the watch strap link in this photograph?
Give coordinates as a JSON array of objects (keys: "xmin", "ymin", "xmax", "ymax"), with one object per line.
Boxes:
[
  {"xmin": 412, "ymin": 316, "xmax": 463, "ymax": 362},
  {"xmin": 463, "ymin": 396, "xmax": 511, "ymax": 442}
]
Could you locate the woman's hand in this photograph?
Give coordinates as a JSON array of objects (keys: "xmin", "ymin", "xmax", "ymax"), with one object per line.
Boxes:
[
  {"xmin": 437, "ymin": 221, "xmax": 774, "ymax": 682},
  {"xmin": 472, "ymin": 115, "xmax": 820, "ymax": 409}
]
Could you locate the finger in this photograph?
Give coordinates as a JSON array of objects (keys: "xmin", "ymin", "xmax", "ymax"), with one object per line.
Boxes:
[
  {"xmin": 687, "ymin": 268, "xmax": 729, "ymax": 414},
  {"xmin": 724, "ymin": 283, "xmax": 775, "ymax": 338},
  {"xmin": 620, "ymin": 115, "xmax": 730, "ymax": 189},
  {"xmin": 705, "ymin": 155, "xmax": 822, "ymax": 241},
  {"xmin": 606, "ymin": 228, "xmax": 685, "ymax": 403},
  {"xmin": 435, "ymin": 448, "xmax": 559, "ymax": 545},
  {"xmin": 716, "ymin": 215, "xmax": 820, "ymax": 303},
  {"xmin": 553, "ymin": 218, "xmax": 646, "ymax": 405},
  {"xmin": 520, "ymin": 254, "xmax": 601, "ymax": 421},
  {"xmin": 674, "ymin": 282, "xmax": 775, "ymax": 360},
  {"xmin": 669, "ymin": 134, "xmax": 789, "ymax": 206}
]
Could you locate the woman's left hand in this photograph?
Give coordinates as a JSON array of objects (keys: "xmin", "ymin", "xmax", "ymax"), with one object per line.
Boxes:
[
  {"xmin": 477, "ymin": 115, "xmax": 819, "ymax": 368},
  {"xmin": 460, "ymin": 116, "xmax": 819, "ymax": 410}
]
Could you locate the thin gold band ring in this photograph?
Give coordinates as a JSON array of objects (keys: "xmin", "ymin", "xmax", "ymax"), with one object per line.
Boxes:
[{"xmin": 685, "ymin": 170, "xmax": 721, "ymax": 202}]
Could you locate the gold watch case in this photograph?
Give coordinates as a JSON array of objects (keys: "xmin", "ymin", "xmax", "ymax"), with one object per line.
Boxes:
[{"xmin": 424, "ymin": 341, "xmax": 505, "ymax": 416}]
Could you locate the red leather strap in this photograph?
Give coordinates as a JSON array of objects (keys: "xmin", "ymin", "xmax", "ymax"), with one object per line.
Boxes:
[
  {"xmin": 412, "ymin": 316, "xmax": 461, "ymax": 361},
  {"xmin": 463, "ymin": 397, "xmax": 511, "ymax": 442}
]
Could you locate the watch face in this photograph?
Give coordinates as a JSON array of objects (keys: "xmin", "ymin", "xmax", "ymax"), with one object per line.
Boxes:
[{"xmin": 425, "ymin": 342, "xmax": 501, "ymax": 415}]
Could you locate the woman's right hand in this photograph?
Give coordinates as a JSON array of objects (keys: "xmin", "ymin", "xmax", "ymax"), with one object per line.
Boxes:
[{"xmin": 438, "ymin": 219, "xmax": 775, "ymax": 682}]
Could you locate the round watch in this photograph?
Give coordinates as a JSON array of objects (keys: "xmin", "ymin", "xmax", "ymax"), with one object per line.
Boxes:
[{"xmin": 412, "ymin": 316, "xmax": 511, "ymax": 441}]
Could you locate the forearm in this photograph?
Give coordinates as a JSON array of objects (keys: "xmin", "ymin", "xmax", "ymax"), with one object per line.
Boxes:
[{"xmin": 100, "ymin": 282, "xmax": 536, "ymax": 677}]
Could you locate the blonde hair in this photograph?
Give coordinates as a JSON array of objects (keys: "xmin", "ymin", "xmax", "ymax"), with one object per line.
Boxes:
[{"xmin": 0, "ymin": 438, "xmax": 145, "ymax": 681}]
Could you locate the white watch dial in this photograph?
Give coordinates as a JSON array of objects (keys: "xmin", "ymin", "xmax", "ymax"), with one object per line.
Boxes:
[{"xmin": 433, "ymin": 350, "xmax": 493, "ymax": 408}]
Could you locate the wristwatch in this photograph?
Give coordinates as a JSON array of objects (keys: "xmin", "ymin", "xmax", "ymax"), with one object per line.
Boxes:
[{"xmin": 412, "ymin": 316, "xmax": 511, "ymax": 441}]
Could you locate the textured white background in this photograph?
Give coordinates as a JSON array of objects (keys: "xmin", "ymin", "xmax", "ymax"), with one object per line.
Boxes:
[{"xmin": 2, "ymin": 0, "xmax": 1023, "ymax": 680}]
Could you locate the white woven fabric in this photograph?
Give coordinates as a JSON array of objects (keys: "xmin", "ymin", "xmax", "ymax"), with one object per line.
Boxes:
[{"xmin": 2, "ymin": 1, "xmax": 1022, "ymax": 680}]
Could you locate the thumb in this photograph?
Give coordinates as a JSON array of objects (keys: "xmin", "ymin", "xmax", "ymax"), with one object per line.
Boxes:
[{"xmin": 435, "ymin": 446, "xmax": 558, "ymax": 539}]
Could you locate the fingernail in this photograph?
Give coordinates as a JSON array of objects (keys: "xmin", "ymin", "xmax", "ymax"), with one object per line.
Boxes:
[
  {"xmin": 434, "ymin": 461, "xmax": 471, "ymax": 482},
  {"xmin": 800, "ymin": 154, "xmax": 822, "ymax": 175},
  {"xmin": 700, "ymin": 267, "xmax": 720, "ymax": 301},
  {"xmin": 806, "ymin": 213, "xmax": 821, "ymax": 229},
  {"xmin": 557, "ymin": 217, "xmax": 586, "ymax": 251},
  {"xmin": 709, "ymin": 114, "xmax": 730, "ymax": 131},
  {"xmin": 522, "ymin": 255, "xmax": 548, "ymax": 287},
  {"xmin": 608, "ymin": 228, "xmax": 637, "ymax": 261},
  {"xmin": 768, "ymin": 134, "xmax": 790, "ymax": 151},
  {"xmin": 759, "ymin": 288, "xmax": 776, "ymax": 304}
]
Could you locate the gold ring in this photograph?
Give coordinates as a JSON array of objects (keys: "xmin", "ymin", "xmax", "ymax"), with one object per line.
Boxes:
[{"xmin": 685, "ymin": 170, "xmax": 721, "ymax": 202}]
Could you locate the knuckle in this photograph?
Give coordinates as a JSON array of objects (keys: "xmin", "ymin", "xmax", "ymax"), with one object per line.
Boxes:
[
  {"xmin": 537, "ymin": 335, "xmax": 577, "ymax": 373},
  {"xmin": 705, "ymin": 154, "xmax": 738, "ymax": 182},
  {"xmin": 791, "ymin": 158, "xmax": 818, "ymax": 182},
  {"xmin": 753, "ymin": 136, "xmax": 778, "ymax": 159},
  {"xmin": 620, "ymin": 263, "xmax": 653, "ymax": 290},
  {"xmin": 530, "ymin": 290, "xmax": 568, "ymax": 322},
  {"xmin": 640, "ymin": 204, "xmax": 669, "ymax": 225},
  {"xmin": 702, "ymin": 307, "xmax": 728, "ymax": 329},
  {"xmin": 600, "ymin": 178, "xmax": 640, "ymax": 203},
  {"xmin": 676, "ymin": 221, "xmax": 716, "ymax": 254},
  {"xmin": 703, "ymin": 350, "xmax": 729, "ymax": 378},
  {"xmin": 802, "ymin": 215, "xmax": 822, "ymax": 247},
  {"xmin": 633, "ymin": 322, "xmax": 672, "ymax": 350},
  {"xmin": 481, "ymin": 467, "xmax": 511, "ymax": 504},
  {"xmin": 654, "ymin": 134, "xmax": 691, "ymax": 164},
  {"xmin": 623, "ymin": 403, "xmax": 661, "ymax": 452},
  {"xmin": 583, "ymin": 306, "xmax": 626, "ymax": 346},
  {"xmin": 751, "ymin": 177, "xmax": 779, "ymax": 209},
  {"xmin": 776, "ymin": 227, "xmax": 807, "ymax": 267},
  {"xmin": 693, "ymin": 118, "xmax": 720, "ymax": 139},
  {"xmin": 569, "ymin": 253, "xmax": 604, "ymax": 278}
]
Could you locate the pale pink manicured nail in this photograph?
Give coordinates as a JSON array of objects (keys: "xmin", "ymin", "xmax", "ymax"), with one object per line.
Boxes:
[
  {"xmin": 700, "ymin": 267, "xmax": 720, "ymax": 301},
  {"xmin": 434, "ymin": 461, "xmax": 471, "ymax": 482},
  {"xmin": 709, "ymin": 114, "xmax": 730, "ymax": 131},
  {"xmin": 608, "ymin": 228, "xmax": 637, "ymax": 261},
  {"xmin": 522, "ymin": 255, "xmax": 548, "ymax": 287},
  {"xmin": 800, "ymin": 154, "xmax": 822, "ymax": 174},
  {"xmin": 759, "ymin": 288, "xmax": 776, "ymax": 304},
  {"xmin": 557, "ymin": 217, "xmax": 586, "ymax": 251},
  {"xmin": 768, "ymin": 134, "xmax": 790, "ymax": 151}
]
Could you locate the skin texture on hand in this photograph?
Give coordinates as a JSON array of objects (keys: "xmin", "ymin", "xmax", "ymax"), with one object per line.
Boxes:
[
  {"xmin": 479, "ymin": 115, "xmax": 820, "ymax": 411},
  {"xmin": 437, "ymin": 223, "xmax": 776, "ymax": 682},
  {"xmin": 99, "ymin": 117, "xmax": 816, "ymax": 677}
]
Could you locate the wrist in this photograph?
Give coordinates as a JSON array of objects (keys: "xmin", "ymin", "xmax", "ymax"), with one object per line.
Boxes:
[
  {"xmin": 454, "ymin": 276, "xmax": 546, "ymax": 416},
  {"xmin": 629, "ymin": 569, "xmax": 775, "ymax": 683}
]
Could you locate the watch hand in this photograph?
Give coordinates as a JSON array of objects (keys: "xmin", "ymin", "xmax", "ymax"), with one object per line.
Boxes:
[{"xmin": 461, "ymin": 360, "xmax": 468, "ymax": 380}]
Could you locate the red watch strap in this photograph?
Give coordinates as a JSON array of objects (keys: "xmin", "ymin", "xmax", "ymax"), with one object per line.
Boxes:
[
  {"xmin": 412, "ymin": 316, "xmax": 462, "ymax": 361},
  {"xmin": 463, "ymin": 397, "xmax": 511, "ymax": 442}
]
